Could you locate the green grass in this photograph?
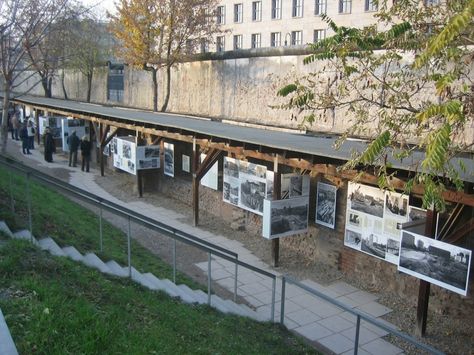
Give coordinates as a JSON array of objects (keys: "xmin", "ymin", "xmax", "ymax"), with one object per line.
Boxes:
[{"xmin": 0, "ymin": 164, "xmax": 319, "ymax": 354}]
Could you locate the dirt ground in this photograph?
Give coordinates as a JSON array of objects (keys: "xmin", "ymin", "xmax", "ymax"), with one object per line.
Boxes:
[{"xmin": 5, "ymin": 143, "xmax": 473, "ymax": 355}]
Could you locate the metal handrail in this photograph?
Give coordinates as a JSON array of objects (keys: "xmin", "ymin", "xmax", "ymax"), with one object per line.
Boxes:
[{"xmin": 280, "ymin": 276, "xmax": 444, "ymax": 355}]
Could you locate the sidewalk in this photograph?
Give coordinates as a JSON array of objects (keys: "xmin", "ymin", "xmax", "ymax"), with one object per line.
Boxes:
[{"xmin": 6, "ymin": 140, "xmax": 403, "ymax": 355}]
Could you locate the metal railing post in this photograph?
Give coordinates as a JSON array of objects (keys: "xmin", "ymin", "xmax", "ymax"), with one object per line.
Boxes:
[
  {"xmin": 280, "ymin": 277, "xmax": 286, "ymax": 325},
  {"xmin": 99, "ymin": 201, "xmax": 103, "ymax": 253},
  {"xmin": 127, "ymin": 216, "xmax": 132, "ymax": 278},
  {"xmin": 9, "ymin": 171, "xmax": 15, "ymax": 213},
  {"xmin": 271, "ymin": 277, "xmax": 276, "ymax": 322},
  {"xmin": 207, "ymin": 252, "xmax": 212, "ymax": 305},
  {"xmin": 233, "ymin": 257, "xmax": 238, "ymax": 302},
  {"xmin": 25, "ymin": 172, "xmax": 33, "ymax": 242},
  {"xmin": 173, "ymin": 239, "xmax": 177, "ymax": 283},
  {"xmin": 354, "ymin": 315, "xmax": 361, "ymax": 355}
]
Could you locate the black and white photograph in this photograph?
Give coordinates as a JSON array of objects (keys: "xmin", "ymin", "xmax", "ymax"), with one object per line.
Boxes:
[
  {"xmin": 164, "ymin": 142, "xmax": 174, "ymax": 177},
  {"xmin": 399, "ymin": 231, "xmax": 472, "ymax": 296},
  {"xmin": 281, "ymin": 174, "xmax": 310, "ymax": 199},
  {"xmin": 223, "ymin": 181, "xmax": 239, "ymax": 206},
  {"xmin": 361, "ymin": 233, "xmax": 387, "ymax": 260},
  {"xmin": 344, "ymin": 229, "xmax": 362, "ymax": 250},
  {"xmin": 240, "ymin": 161, "xmax": 266, "ymax": 179},
  {"xmin": 315, "ymin": 182, "xmax": 337, "ymax": 229},
  {"xmin": 135, "ymin": 145, "xmax": 160, "ymax": 171},
  {"xmin": 127, "ymin": 160, "xmax": 135, "ymax": 172},
  {"xmin": 266, "ymin": 171, "xmax": 274, "ymax": 199},
  {"xmin": 262, "ymin": 197, "xmax": 309, "ymax": 239},
  {"xmin": 348, "ymin": 212, "xmax": 361, "ymax": 228},
  {"xmin": 385, "ymin": 238, "xmax": 401, "ymax": 265},
  {"xmin": 122, "ymin": 141, "xmax": 132, "ymax": 159},
  {"xmin": 409, "ymin": 206, "xmax": 427, "ymax": 222},
  {"xmin": 112, "ymin": 138, "xmax": 117, "ymax": 155},
  {"xmin": 348, "ymin": 182, "xmax": 384, "ymax": 218},
  {"xmin": 182, "ymin": 154, "xmax": 190, "ymax": 173},
  {"xmin": 224, "ymin": 157, "xmax": 239, "ymax": 178},
  {"xmin": 145, "ymin": 147, "xmax": 160, "ymax": 158},
  {"xmin": 384, "ymin": 191, "xmax": 408, "ymax": 218},
  {"xmin": 239, "ymin": 179, "xmax": 266, "ymax": 215}
]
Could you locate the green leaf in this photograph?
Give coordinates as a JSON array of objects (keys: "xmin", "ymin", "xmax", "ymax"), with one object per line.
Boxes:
[
  {"xmin": 359, "ymin": 130, "xmax": 390, "ymax": 164},
  {"xmin": 422, "ymin": 123, "xmax": 451, "ymax": 172},
  {"xmin": 277, "ymin": 84, "xmax": 297, "ymax": 97}
]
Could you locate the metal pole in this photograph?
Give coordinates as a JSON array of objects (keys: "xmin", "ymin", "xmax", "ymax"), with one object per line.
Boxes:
[
  {"xmin": 9, "ymin": 171, "xmax": 14, "ymax": 213},
  {"xmin": 280, "ymin": 277, "xmax": 286, "ymax": 325},
  {"xmin": 127, "ymin": 216, "xmax": 132, "ymax": 278},
  {"xmin": 233, "ymin": 257, "xmax": 238, "ymax": 302},
  {"xmin": 271, "ymin": 278, "xmax": 276, "ymax": 322},
  {"xmin": 173, "ymin": 239, "xmax": 177, "ymax": 283},
  {"xmin": 99, "ymin": 202, "xmax": 103, "ymax": 253},
  {"xmin": 207, "ymin": 252, "xmax": 212, "ymax": 305},
  {"xmin": 354, "ymin": 315, "xmax": 361, "ymax": 355},
  {"xmin": 25, "ymin": 172, "xmax": 33, "ymax": 242}
]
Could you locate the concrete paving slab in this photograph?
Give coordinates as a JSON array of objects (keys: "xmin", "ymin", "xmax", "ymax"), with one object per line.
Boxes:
[
  {"xmin": 210, "ymin": 268, "xmax": 232, "ymax": 281},
  {"xmin": 335, "ymin": 295, "xmax": 364, "ymax": 308},
  {"xmin": 286, "ymin": 308, "xmax": 322, "ymax": 326},
  {"xmin": 300, "ymin": 279, "xmax": 340, "ymax": 299},
  {"xmin": 345, "ymin": 290, "xmax": 379, "ymax": 305},
  {"xmin": 293, "ymin": 322, "xmax": 333, "ymax": 341},
  {"xmin": 341, "ymin": 348, "xmax": 372, "ymax": 355},
  {"xmin": 317, "ymin": 314, "xmax": 354, "ymax": 333},
  {"xmin": 360, "ymin": 319, "xmax": 392, "ymax": 337},
  {"xmin": 318, "ymin": 333, "xmax": 355, "ymax": 354},
  {"xmin": 362, "ymin": 338, "xmax": 403, "ymax": 355},
  {"xmin": 239, "ymin": 282, "xmax": 271, "ymax": 295},
  {"xmin": 216, "ymin": 276, "xmax": 243, "ymax": 290},
  {"xmin": 356, "ymin": 301, "xmax": 392, "ymax": 318},
  {"xmin": 282, "ymin": 317, "xmax": 299, "ymax": 330},
  {"xmin": 326, "ymin": 281, "xmax": 360, "ymax": 296},
  {"xmin": 310, "ymin": 302, "xmax": 344, "ymax": 319},
  {"xmin": 340, "ymin": 325, "xmax": 381, "ymax": 345}
]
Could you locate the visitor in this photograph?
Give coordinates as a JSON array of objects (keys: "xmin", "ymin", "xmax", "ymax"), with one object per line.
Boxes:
[
  {"xmin": 27, "ymin": 120, "xmax": 35, "ymax": 150},
  {"xmin": 67, "ymin": 130, "xmax": 80, "ymax": 167},
  {"xmin": 80, "ymin": 135, "xmax": 91, "ymax": 172},
  {"xmin": 44, "ymin": 128, "xmax": 55, "ymax": 163},
  {"xmin": 11, "ymin": 114, "xmax": 20, "ymax": 140},
  {"xmin": 19, "ymin": 122, "xmax": 30, "ymax": 154}
]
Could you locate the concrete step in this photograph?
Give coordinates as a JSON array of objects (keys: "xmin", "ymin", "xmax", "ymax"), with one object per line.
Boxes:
[
  {"xmin": 194, "ymin": 290, "xmax": 210, "ymax": 305},
  {"xmin": 124, "ymin": 267, "xmax": 159, "ymax": 290},
  {"xmin": 38, "ymin": 237, "xmax": 65, "ymax": 257},
  {"xmin": 82, "ymin": 253, "xmax": 113, "ymax": 275},
  {"xmin": 223, "ymin": 299, "xmax": 255, "ymax": 318},
  {"xmin": 160, "ymin": 279, "xmax": 197, "ymax": 304},
  {"xmin": 0, "ymin": 309, "xmax": 18, "ymax": 355},
  {"xmin": 0, "ymin": 221, "xmax": 13, "ymax": 238},
  {"xmin": 62, "ymin": 246, "xmax": 83, "ymax": 261},
  {"xmin": 105, "ymin": 260, "xmax": 128, "ymax": 277},
  {"xmin": 12, "ymin": 230, "xmax": 38, "ymax": 245},
  {"xmin": 178, "ymin": 284, "xmax": 206, "ymax": 305},
  {"xmin": 210, "ymin": 295, "xmax": 232, "ymax": 314},
  {"xmin": 142, "ymin": 273, "xmax": 177, "ymax": 296}
]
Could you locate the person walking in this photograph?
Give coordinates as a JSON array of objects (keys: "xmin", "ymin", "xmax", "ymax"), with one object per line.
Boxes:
[
  {"xmin": 80, "ymin": 135, "xmax": 91, "ymax": 172},
  {"xmin": 19, "ymin": 122, "xmax": 31, "ymax": 154},
  {"xmin": 67, "ymin": 130, "xmax": 80, "ymax": 167},
  {"xmin": 44, "ymin": 128, "xmax": 56, "ymax": 163},
  {"xmin": 27, "ymin": 120, "xmax": 35, "ymax": 150},
  {"xmin": 11, "ymin": 114, "xmax": 20, "ymax": 140}
]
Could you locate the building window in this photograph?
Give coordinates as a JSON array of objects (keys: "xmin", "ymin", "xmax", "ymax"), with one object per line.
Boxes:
[
  {"xmin": 339, "ymin": 0, "xmax": 351, "ymax": 13},
  {"xmin": 424, "ymin": 0, "xmax": 440, "ymax": 5},
  {"xmin": 271, "ymin": 0, "xmax": 281, "ymax": 19},
  {"xmin": 315, "ymin": 0, "xmax": 327, "ymax": 15},
  {"xmin": 216, "ymin": 36, "xmax": 225, "ymax": 52},
  {"xmin": 251, "ymin": 33, "xmax": 261, "ymax": 48},
  {"xmin": 313, "ymin": 29, "xmax": 326, "ymax": 42},
  {"xmin": 234, "ymin": 3, "xmax": 243, "ymax": 23},
  {"xmin": 365, "ymin": 0, "xmax": 378, "ymax": 11},
  {"xmin": 291, "ymin": 30, "xmax": 302, "ymax": 45},
  {"xmin": 233, "ymin": 34, "xmax": 242, "ymax": 50},
  {"xmin": 270, "ymin": 32, "xmax": 281, "ymax": 47},
  {"xmin": 200, "ymin": 38, "xmax": 209, "ymax": 53},
  {"xmin": 216, "ymin": 6, "xmax": 225, "ymax": 24},
  {"xmin": 252, "ymin": 1, "xmax": 262, "ymax": 21},
  {"xmin": 292, "ymin": 0, "xmax": 303, "ymax": 17}
]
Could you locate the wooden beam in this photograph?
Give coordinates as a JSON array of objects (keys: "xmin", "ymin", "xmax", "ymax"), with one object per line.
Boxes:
[{"xmin": 196, "ymin": 149, "xmax": 224, "ymax": 181}]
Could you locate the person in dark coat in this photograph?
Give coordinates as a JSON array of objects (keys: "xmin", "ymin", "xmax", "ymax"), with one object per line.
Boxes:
[
  {"xmin": 44, "ymin": 128, "xmax": 56, "ymax": 163},
  {"xmin": 19, "ymin": 122, "xmax": 30, "ymax": 154},
  {"xmin": 67, "ymin": 130, "xmax": 80, "ymax": 167},
  {"xmin": 80, "ymin": 135, "xmax": 91, "ymax": 172},
  {"xmin": 27, "ymin": 120, "xmax": 35, "ymax": 150},
  {"xmin": 11, "ymin": 114, "xmax": 20, "ymax": 140}
]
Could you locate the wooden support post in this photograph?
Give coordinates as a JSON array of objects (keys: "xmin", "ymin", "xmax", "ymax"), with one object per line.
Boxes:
[
  {"xmin": 192, "ymin": 138, "xmax": 200, "ymax": 226},
  {"xmin": 272, "ymin": 155, "xmax": 281, "ymax": 267},
  {"xmin": 99, "ymin": 123, "xmax": 105, "ymax": 177},
  {"xmin": 416, "ymin": 208, "xmax": 437, "ymax": 337}
]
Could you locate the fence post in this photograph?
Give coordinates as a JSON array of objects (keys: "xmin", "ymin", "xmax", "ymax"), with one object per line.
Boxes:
[
  {"xmin": 9, "ymin": 171, "xmax": 15, "ymax": 213},
  {"xmin": 354, "ymin": 315, "xmax": 361, "ymax": 355},
  {"xmin": 207, "ymin": 252, "xmax": 212, "ymax": 305},
  {"xmin": 173, "ymin": 239, "xmax": 176, "ymax": 283},
  {"xmin": 127, "ymin": 216, "xmax": 132, "ymax": 278},
  {"xmin": 233, "ymin": 257, "xmax": 238, "ymax": 302},
  {"xmin": 25, "ymin": 172, "xmax": 33, "ymax": 242},
  {"xmin": 99, "ymin": 200, "xmax": 103, "ymax": 253},
  {"xmin": 271, "ymin": 278, "xmax": 276, "ymax": 322},
  {"xmin": 280, "ymin": 277, "xmax": 286, "ymax": 325}
]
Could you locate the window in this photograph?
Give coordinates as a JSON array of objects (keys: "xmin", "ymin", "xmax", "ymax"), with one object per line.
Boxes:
[
  {"xmin": 270, "ymin": 32, "xmax": 281, "ymax": 47},
  {"xmin": 251, "ymin": 33, "xmax": 261, "ymax": 48},
  {"xmin": 252, "ymin": 1, "xmax": 262, "ymax": 21},
  {"xmin": 313, "ymin": 29, "xmax": 326, "ymax": 42},
  {"xmin": 339, "ymin": 0, "xmax": 351, "ymax": 13},
  {"xmin": 271, "ymin": 0, "xmax": 281, "ymax": 19},
  {"xmin": 200, "ymin": 38, "xmax": 208, "ymax": 53},
  {"xmin": 424, "ymin": 0, "xmax": 440, "ymax": 5},
  {"xmin": 315, "ymin": 0, "xmax": 327, "ymax": 15},
  {"xmin": 291, "ymin": 30, "xmax": 302, "ymax": 45},
  {"xmin": 216, "ymin": 36, "xmax": 225, "ymax": 52},
  {"xmin": 365, "ymin": 0, "xmax": 377, "ymax": 11},
  {"xmin": 216, "ymin": 6, "xmax": 225, "ymax": 24},
  {"xmin": 233, "ymin": 34, "xmax": 243, "ymax": 50},
  {"xmin": 292, "ymin": 0, "xmax": 303, "ymax": 17},
  {"xmin": 234, "ymin": 3, "xmax": 243, "ymax": 23}
]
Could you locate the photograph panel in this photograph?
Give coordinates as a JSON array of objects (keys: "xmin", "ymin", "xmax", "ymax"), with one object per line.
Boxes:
[
  {"xmin": 315, "ymin": 182, "xmax": 337, "ymax": 229},
  {"xmin": 348, "ymin": 182, "xmax": 384, "ymax": 218},
  {"xmin": 268, "ymin": 196, "xmax": 309, "ymax": 238}
]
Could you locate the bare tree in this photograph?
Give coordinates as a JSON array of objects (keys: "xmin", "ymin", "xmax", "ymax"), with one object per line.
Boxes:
[{"xmin": 0, "ymin": 0, "xmax": 68, "ymax": 153}]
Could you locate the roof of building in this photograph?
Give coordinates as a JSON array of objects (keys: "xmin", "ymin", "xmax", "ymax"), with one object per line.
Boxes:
[{"xmin": 11, "ymin": 94, "xmax": 474, "ymax": 183}]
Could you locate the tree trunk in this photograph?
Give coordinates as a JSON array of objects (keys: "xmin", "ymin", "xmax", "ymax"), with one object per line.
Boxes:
[
  {"xmin": 86, "ymin": 72, "xmax": 93, "ymax": 103},
  {"xmin": 0, "ymin": 84, "xmax": 11, "ymax": 154},
  {"xmin": 152, "ymin": 68, "xmax": 158, "ymax": 112},
  {"xmin": 41, "ymin": 76, "xmax": 52, "ymax": 98},
  {"xmin": 61, "ymin": 69, "xmax": 68, "ymax": 100},
  {"xmin": 161, "ymin": 64, "xmax": 171, "ymax": 112}
]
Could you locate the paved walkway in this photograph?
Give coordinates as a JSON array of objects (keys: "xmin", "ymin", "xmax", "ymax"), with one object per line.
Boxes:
[{"xmin": 7, "ymin": 140, "xmax": 403, "ymax": 355}]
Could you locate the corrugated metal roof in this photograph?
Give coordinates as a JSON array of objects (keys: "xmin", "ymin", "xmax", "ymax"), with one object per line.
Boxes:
[{"xmin": 12, "ymin": 94, "xmax": 474, "ymax": 183}]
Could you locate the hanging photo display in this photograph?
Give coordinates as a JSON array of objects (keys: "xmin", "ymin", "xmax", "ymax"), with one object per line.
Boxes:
[
  {"xmin": 399, "ymin": 230, "xmax": 472, "ymax": 296},
  {"xmin": 61, "ymin": 118, "xmax": 87, "ymax": 153},
  {"xmin": 164, "ymin": 142, "xmax": 175, "ymax": 177},
  {"xmin": 200, "ymin": 153, "xmax": 218, "ymax": 190},
  {"xmin": 266, "ymin": 171, "xmax": 274, "ymax": 199},
  {"xmin": 262, "ymin": 196, "xmax": 309, "ymax": 239},
  {"xmin": 383, "ymin": 190, "xmax": 409, "ymax": 264},
  {"xmin": 136, "ymin": 145, "xmax": 160, "ymax": 170},
  {"xmin": 182, "ymin": 154, "xmax": 190, "ymax": 173},
  {"xmin": 281, "ymin": 173, "xmax": 310, "ymax": 199},
  {"xmin": 223, "ymin": 157, "xmax": 268, "ymax": 215},
  {"xmin": 113, "ymin": 136, "xmax": 136, "ymax": 174},
  {"xmin": 315, "ymin": 182, "xmax": 337, "ymax": 229}
]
